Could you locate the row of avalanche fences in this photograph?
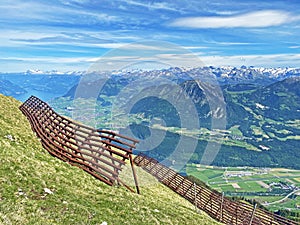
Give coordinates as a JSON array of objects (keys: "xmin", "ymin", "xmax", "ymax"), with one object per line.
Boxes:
[{"xmin": 20, "ymin": 96, "xmax": 299, "ymax": 225}]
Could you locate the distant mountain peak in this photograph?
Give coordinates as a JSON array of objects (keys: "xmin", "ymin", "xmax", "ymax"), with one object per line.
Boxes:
[
  {"xmin": 23, "ymin": 69, "xmax": 85, "ymax": 76},
  {"xmin": 26, "ymin": 69, "xmax": 44, "ymax": 74}
]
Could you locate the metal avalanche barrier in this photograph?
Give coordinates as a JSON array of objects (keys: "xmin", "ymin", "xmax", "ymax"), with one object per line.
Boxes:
[
  {"xmin": 134, "ymin": 153, "xmax": 299, "ymax": 225},
  {"xmin": 20, "ymin": 96, "xmax": 140, "ymax": 193}
]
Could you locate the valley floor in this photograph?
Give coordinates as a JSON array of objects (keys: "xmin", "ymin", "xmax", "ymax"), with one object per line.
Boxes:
[{"xmin": 186, "ymin": 164, "xmax": 300, "ymax": 216}]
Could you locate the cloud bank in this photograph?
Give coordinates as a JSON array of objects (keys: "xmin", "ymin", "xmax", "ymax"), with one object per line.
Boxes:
[{"xmin": 170, "ymin": 10, "xmax": 298, "ymax": 28}]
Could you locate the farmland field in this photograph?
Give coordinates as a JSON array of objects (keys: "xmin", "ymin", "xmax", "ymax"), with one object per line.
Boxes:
[{"xmin": 186, "ymin": 164, "xmax": 300, "ymax": 214}]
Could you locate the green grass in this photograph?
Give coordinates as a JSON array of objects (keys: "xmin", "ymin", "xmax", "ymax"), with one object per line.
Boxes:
[
  {"xmin": 216, "ymin": 184, "xmax": 236, "ymax": 192},
  {"xmin": 237, "ymin": 182, "xmax": 267, "ymax": 192},
  {"xmin": 0, "ymin": 94, "xmax": 222, "ymax": 225},
  {"xmin": 228, "ymin": 125, "xmax": 243, "ymax": 136},
  {"xmin": 186, "ymin": 165, "xmax": 224, "ymax": 183},
  {"xmin": 250, "ymin": 125, "xmax": 269, "ymax": 138}
]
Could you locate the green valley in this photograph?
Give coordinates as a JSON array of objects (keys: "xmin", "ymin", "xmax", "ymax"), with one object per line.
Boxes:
[{"xmin": 186, "ymin": 164, "xmax": 300, "ymax": 221}]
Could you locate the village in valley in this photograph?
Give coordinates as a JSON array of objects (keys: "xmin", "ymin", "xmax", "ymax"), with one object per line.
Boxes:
[{"xmin": 187, "ymin": 163, "xmax": 300, "ymax": 212}]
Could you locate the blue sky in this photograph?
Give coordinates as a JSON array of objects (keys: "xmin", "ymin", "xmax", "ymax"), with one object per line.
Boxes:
[{"xmin": 1, "ymin": 0, "xmax": 300, "ymax": 72}]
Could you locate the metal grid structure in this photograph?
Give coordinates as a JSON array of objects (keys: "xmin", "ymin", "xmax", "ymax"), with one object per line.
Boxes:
[
  {"xmin": 20, "ymin": 96, "xmax": 140, "ymax": 193},
  {"xmin": 134, "ymin": 153, "xmax": 299, "ymax": 225}
]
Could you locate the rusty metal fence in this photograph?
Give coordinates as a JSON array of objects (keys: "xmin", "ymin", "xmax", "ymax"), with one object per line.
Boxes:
[
  {"xmin": 20, "ymin": 96, "xmax": 140, "ymax": 193},
  {"xmin": 134, "ymin": 153, "xmax": 299, "ymax": 225}
]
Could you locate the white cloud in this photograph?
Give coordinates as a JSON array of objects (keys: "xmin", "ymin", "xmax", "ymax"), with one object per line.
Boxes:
[
  {"xmin": 10, "ymin": 29, "xmax": 136, "ymax": 40},
  {"xmin": 0, "ymin": 30, "xmax": 142, "ymax": 51},
  {"xmin": 169, "ymin": 10, "xmax": 299, "ymax": 28},
  {"xmin": 0, "ymin": 56, "xmax": 92, "ymax": 64},
  {"xmin": 60, "ymin": 0, "xmax": 90, "ymax": 5},
  {"xmin": 289, "ymin": 46, "xmax": 300, "ymax": 49},
  {"xmin": 0, "ymin": 57, "xmax": 90, "ymax": 72},
  {"xmin": 183, "ymin": 46, "xmax": 209, "ymax": 50},
  {"xmin": 7, "ymin": 37, "xmax": 182, "ymax": 51},
  {"xmin": 0, "ymin": 0, "xmax": 118, "ymax": 24},
  {"xmin": 121, "ymin": 0, "xmax": 181, "ymax": 12},
  {"xmin": 200, "ymin": 54, "xmax": 300, "ymax": 67},
  {"xmin": 206, "ymin": 9, "xmax": 243, "ymax": 16},
  {"xmin": 205, "ymin": 41, "xmax": 255, "ymax": 46}
]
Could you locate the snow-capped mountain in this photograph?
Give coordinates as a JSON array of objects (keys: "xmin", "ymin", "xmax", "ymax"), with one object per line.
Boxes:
[
  {"xmin": 24, "ymin": 69, "xmax": 85, "ymax": 76},
  {"xmin": 109, "ymin": 66, "xmax": 300, "ymax": 85},
  {"xmin": 3, "ymin": 66, "xmax": 300, "ymax": 84}
]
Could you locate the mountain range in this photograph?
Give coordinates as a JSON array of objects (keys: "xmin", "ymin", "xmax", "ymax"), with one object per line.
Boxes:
[
  {"xmin": 0, "ymin": 66, "xmax": 299, "ymax": 170},
  {"xmin": 119, "ymin": 76, "xmax": 300, "ymax": 169}
]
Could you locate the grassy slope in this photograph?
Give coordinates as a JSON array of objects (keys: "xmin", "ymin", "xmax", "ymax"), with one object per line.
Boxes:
[{"xmin": 0, "ymin": 95, "xmax": 221, "ymax": 225}]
